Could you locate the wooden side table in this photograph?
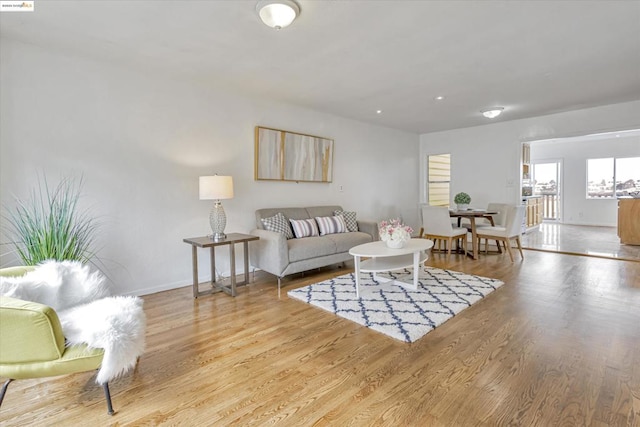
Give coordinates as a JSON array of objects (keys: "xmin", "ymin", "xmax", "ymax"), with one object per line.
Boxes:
[{"xmin": 183, "ymin": 233, "xmax": 259, "ymax": 298}]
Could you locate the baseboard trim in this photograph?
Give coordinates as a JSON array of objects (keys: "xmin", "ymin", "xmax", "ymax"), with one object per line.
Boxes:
[
  {"xmin": 522, "ymin": 247, "xmax": 639, "ymax": 263},
  {"xmin": 122, "ymin": 279, "xmax": 190, "ymax": 297},
  {"xmin": 560, "ymin": 221, "xmax": 617, "ymax": 227},
  {"xmin": 127, "ymin": 270, "xmax": 261, "ymax": 297}
]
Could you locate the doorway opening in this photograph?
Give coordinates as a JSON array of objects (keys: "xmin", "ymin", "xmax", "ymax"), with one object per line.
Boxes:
[{"xmin": 532, "ymin": 161, "xmax": 561, "ymax": 221}]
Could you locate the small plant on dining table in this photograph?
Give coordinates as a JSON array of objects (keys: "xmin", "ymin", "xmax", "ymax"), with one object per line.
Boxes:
[{"xmin": 454, "ymin": 192, "xmax": 471, "ymax": 205}]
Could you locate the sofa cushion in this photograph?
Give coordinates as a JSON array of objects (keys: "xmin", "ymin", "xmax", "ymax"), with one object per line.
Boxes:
[
  {"xmin": 315, "ymin": 216, "xmax": 347, "ymax": 236},
  {"xmin": 288, "ymin": 236, "xmax": 336, "ymax": 262},
  {"xmin": 334, "ymin": 210, "xmax": 358, "ymax": 232},
  {"xmin": 261, "ymin": 213, "xmax": 294, "ymax": 239},
  {"xmin": 289, "ymin": 218, "xmax": 319, "ymax": 238},
  {"xmin": 324, "ymin": 231, "xmax": 373, "ymax": 253}
]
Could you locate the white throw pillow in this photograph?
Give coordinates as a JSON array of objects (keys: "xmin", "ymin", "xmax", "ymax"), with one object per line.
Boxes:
[
  {"xmin": 315, "ymin": 215, "xmax": 347, "ymax": 236},
  {"xmin": 289, "ymin": 218, "xmax": 320, "ymax": 238}
]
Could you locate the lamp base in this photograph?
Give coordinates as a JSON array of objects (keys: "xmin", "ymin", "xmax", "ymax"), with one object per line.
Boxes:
[{"xmin": 209, "ymin": 200, "xmax": 227, "ymax": 241}]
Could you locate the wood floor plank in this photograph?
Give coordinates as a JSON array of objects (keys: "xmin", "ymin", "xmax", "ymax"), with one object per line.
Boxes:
[{"xmin": 1, "ymin": 250, "xmax": 639, "ymax": 426}]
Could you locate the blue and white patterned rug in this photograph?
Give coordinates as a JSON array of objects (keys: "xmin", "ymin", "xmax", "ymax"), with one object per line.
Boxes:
[{"xmin": 287, "ymin": 267, "xmax": 504, "ymax": 343}]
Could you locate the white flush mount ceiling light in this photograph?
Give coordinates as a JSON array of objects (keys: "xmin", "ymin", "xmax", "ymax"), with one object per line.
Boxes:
[
  {"xmin": 481, "ymin": 107, "xmax": 504, "ymax": 119},
  {"xmin": 256, "ymin": 0, "xmax": 300, "ymax": 30}
]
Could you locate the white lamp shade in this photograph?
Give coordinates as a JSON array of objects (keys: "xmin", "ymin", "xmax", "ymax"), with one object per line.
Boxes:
[
  {"xmin": 257, "ymin": 0, "xmax": 299, "ymax": 29},
  {"xmin": 199, "ymin": 176, "xmax": 234, "ymax": 200}
]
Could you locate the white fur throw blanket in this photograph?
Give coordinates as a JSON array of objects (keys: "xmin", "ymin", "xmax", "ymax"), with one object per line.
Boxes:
[{"xmin": 0, "ymin": 261, "xmax": 146, "ymax": 384}]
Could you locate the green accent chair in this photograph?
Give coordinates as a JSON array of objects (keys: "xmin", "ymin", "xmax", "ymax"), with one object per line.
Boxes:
[{"xmin": 0, "ymin": 266, "xmax": 115, "ymax": 415}]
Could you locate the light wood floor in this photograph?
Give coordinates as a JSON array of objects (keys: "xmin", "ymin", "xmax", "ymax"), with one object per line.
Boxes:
[
  {"xmin": 521, "ymin": 222, "xmax": 640, "ymax": 262},
  {"xmin": 1, "ymin": 250, "xmax": 639, "ymax": 426}
]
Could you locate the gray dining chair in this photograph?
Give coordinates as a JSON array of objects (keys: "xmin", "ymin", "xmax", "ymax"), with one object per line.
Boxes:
[
  {"xmin": 420, "ymin": 206, "xmax": 468, "ymax": 259},
  {"xmin": 476, "ymin": 205, "xmax": 526, "ymax": 262},
  {"xmin": 474, "ymin": 202, "xmax": 511, "ymax": 251}
]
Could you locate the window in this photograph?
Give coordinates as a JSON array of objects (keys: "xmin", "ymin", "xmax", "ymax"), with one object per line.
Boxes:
[
  {"xmin": 587, "ymin": 157, "xmax": 640, "ymax": 198},
  {"xmin": 427, "ymin": 154, "xmax": 450, "ymax": 206}
]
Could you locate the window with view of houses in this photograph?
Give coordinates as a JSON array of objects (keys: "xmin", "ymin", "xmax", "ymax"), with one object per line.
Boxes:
[
  {"xmin": 427, "ymin": 154, "xmax": 451, "ymax": 206},
  {"xmin": 586, "ymin": 156, "xmax": 640, "ymax": 198}
]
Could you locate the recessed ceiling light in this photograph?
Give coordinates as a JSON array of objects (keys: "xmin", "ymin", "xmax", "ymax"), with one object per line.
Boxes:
[
  {"xmin": 481, "ymin": 107, "xmax": 504, "ymax": 119},
  {"xmin": 435, "ymin": 96, "xmax": 445, "ymax": 101},
  {"xmin": 376, "ymin": 110, "xmax": 382, "ymax": 114}
]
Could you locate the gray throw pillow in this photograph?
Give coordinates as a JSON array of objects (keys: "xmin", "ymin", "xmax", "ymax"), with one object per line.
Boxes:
[
  {"xmin": 334, "ymin": 210, "xmax": 358, "ymax": 232},
  {"xmin": 261, "ymin": 212, "xmax": 294, "ymax": 239}
]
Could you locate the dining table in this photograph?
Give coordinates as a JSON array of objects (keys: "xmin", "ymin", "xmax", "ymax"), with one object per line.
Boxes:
[{"xmin": 449, "ymin": 209, "xmax": 498, "ymax": 260}]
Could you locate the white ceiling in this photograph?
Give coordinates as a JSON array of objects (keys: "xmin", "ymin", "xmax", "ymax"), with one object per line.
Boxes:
[{"xmin": 2, "ymin": 0, "xmax": 639, "ymax": 134}]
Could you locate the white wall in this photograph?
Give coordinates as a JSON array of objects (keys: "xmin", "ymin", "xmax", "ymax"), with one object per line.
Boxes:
[
  {"xmin": 530, "ymin": 134, "xmax": 640, "ymax": 226},
  {"xmin": 419, "ymin": 101, "xmax": 640, "ymax": 221},
  {"xmin": 0, "ymin": 39, "xmax": 420, "ymax": 295}
]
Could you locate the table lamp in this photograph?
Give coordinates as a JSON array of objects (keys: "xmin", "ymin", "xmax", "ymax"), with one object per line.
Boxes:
[{"xmin": 199, "ymin": 175, "xmax": 234, "ymax": 241}]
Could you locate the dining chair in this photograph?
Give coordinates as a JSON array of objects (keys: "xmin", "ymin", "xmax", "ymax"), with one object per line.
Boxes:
[
  {"xmin": 475, "ymin": 202, "xmax": 510, "ymax": 251},
  {"xmin": 420, "ymin": 206, "xmax": 468, "ymax": 259},
  {"xmin": 463, "ymin": 202, "xmax": 509, "ymax": 229},
  {"xmin": 484, "ymin": 203, "xmax": 509, "ymax": 227},
  {"xmin": 475, "ymin": 205, "xmax": 526, "ymax": 262}
]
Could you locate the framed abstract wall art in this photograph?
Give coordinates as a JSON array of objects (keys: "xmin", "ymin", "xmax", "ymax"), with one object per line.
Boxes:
[{"xmin": 255, "ymin": 126, "xmax": 334, "ymax": 183}]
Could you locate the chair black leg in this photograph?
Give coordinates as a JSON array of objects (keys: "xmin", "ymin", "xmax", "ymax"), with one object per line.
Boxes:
[
  {"xmin": 0, "ymin": 379, "xmax": 13, "ymax": 407},
  {"xmin": 102, "ymin": 382, "xmax": 115, "ymax": 415},
  {"xmin": 1, "ymin": 378, "xmax": 114, "ymax": 414}
]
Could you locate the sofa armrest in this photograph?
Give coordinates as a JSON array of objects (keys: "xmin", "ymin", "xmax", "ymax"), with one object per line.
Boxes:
[
  {"xmin": 357, "ymin": 220, "xmax": 379, "ymax": 240},
  {"xmin": 249, "ymin": 229, "xmax": 290, "ymax": 277},
  {"xmin": 0, "ymin": 266, "xmax": 36, "ymax": 278},
  {"xmin": 0, "ymin": 296, "xmax": 65, "ymax": 363}
]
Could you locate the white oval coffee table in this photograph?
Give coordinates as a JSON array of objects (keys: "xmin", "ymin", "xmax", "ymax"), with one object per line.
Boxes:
[{"xmin": 349, "ymin": 238, "xmax": 434, "ymax": 298}]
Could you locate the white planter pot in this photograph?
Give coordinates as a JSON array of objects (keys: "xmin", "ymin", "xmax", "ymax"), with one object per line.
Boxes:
[
  {"xmin": 385, "ymin": 239, "xmax": 406, "ymax": 249},
  {"xmin": 456, "ymin": 204, "xmax": 469, "ymax": 211}
]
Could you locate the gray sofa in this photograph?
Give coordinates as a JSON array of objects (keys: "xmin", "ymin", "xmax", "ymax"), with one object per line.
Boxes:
[{"xmin": 249, "ymin": 205, "xmax": 378, "ymax": 294}]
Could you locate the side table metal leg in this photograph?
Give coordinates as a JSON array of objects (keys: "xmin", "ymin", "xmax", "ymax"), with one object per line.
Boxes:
[
  {"xmin": 243, "ymin": 241, "xmax": 250, "ymax": 284},
  {"xmin": 210, "ymin": 246, "xmax": 216, "ymax": 287},
  {"xmin": 229, "ymin": 243, "xmax": 237, "ymax": 297},
  {"xmin": 191, "ymin": 245, "xmax": 198, "ymax": 298}
]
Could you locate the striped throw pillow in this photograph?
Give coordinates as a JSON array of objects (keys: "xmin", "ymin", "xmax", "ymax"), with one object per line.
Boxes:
[
  {"xmin": 333, "ymin": 210, "xmax": 358, "ymax": 232},
  {"xmin": 289, "ymin": 218, "xmax": 320, "ymax": 238},
  {"xmin": 315, "ymin": 215, "xmax": 347, "ymax": 236},
  {"xmin": 261, "ymin": 212, "xmax": 294, "ymax": 239}
]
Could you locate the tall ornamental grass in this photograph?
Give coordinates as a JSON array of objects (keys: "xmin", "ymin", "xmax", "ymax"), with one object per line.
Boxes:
[{"xmin": 3, "ymin": 177, "xmax": 100, "ymax": 265}]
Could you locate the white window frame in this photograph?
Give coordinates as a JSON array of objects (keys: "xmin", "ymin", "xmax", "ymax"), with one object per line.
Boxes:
[{"xmin": 586, "ymin": 156, "xmax": 640, "ymax": 199}]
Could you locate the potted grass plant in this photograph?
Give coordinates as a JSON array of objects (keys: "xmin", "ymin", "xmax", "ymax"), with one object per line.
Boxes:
[
  {"xmin": 454, "ymin": 192, "xmax": 471, "ymax": 211},
  {"xmin": 2, "ymin": 176, "xmax": 100, "ymax": 265}
]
